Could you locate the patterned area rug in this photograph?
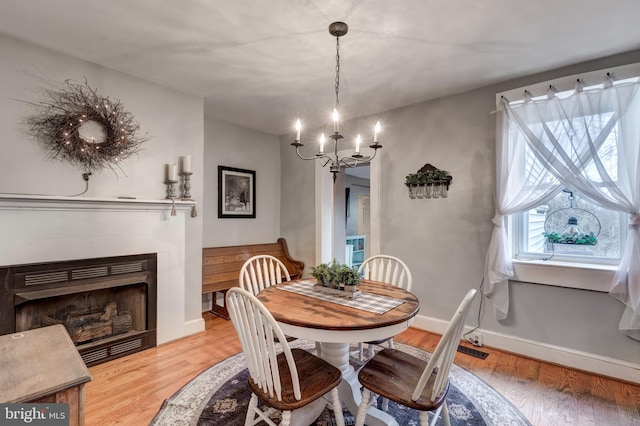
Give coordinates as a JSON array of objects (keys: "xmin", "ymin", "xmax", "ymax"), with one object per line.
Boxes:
[{"xmin": 151, "ymin": 340, "xmax": 532, "ymax": 426}]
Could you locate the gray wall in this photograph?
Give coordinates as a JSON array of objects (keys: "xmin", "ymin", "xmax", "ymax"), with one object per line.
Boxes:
[
  {"xmin": 280, "ymin": 49, "xmax": 640, "ymax": 364},
  {"xmin": 0, "ymin": 34, "xmax": 205, "ymax": 327},
  {"xmin": 280, "ymin": 131, "xmax": 316, "ymax": 275},
  {"xmin": 203, "ymin": 117, "xmax": 281, "ymax": 247}
]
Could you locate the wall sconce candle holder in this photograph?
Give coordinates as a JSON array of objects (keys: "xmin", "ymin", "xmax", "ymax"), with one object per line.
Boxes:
[{"xmin": 405, "ymin": 163, "xmax": 452, "ymax": 199}]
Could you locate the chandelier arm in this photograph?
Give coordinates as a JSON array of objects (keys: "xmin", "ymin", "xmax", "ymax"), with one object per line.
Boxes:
[
  {"xmin": 338, "ymin": 157, "xmax": 368, "ymax": 168},
  {"xmin": 337, "ymin": 148, "xmax": 379, "ymax": 168},
  {"xmin": 320, "ymin": 156, "xmax": 334, "ymax": 168},
  {"xmin": 294, "ymin": 146, "xmax": 327, "ymax": 162}
]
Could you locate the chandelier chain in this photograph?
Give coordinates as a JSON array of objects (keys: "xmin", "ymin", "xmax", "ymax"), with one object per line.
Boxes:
[{"xmin": 335, "ymin": 36, "xmax": 340, "ymax": 109}]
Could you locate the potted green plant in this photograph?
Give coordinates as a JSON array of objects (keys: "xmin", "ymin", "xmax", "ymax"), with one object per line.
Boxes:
[
  {"xmin": 336, "ymin": 263, "xmax": 361, "ymax": 292},
  {"xmin": 542, "ymin": 231, "xmax": 598, "ymax": 245},
  {"xmin": 311, "ymin": 261, "xmax": 362, "ymax": 297},
  {"xmin": 405, "ymin": 173, "xmax": 419, "ymax": 199},
  {"xmin": 311, "ymin": 262, "xmax": 332, "ymax": 286}
]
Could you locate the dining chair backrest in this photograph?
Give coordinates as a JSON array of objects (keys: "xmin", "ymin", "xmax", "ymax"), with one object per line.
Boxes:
[
  {"xmin": 226, "ymin": 287, "xmax": 302, "ymax": 402},
  {"xmin": 413, "ymin": 288, "xmax": 477, "ymax": 402},
  {"xmin": 240, "ymin": 255, "xmax": 291, "ymax": 295},
  {"xmin": 358, "ymin": 255, "xmax": 413, "ymax": 291}
]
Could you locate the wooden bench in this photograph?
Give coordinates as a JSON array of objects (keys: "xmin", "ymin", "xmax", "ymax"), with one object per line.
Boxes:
[{"xmin": 202, "ymin": 238, "xmax": 304, "ymax": 319}]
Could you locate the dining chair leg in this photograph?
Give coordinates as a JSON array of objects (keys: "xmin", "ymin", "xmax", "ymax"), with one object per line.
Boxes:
[
  {"xmin": 330, "ymin": 388, "xmax": 345, "ymax": 426},
  {"xmin": 428, "ymin": 403, "xmax": 445, "ymax": 426},
  {"xmin": 281, "ymin": 410, "xmax": 291, "ymax": 426},
  {"xmin": 354, "ymin": 389, "xmax": 371, "ymax": 426},
  {"xmin": 358, "ymin": 342, "xmax": 365, "ymax": 361},
  {"xmin": 316, "ymin": 342, "xmax": 322, "ymax": 357},
  {"xmin": 381, "ymin": 395, "xmax": 389, "ymax": 411},
  {"xmin": 441, "ymin": 401, "xmax": 451, "ymax": 426},
  {"xmin": 367, "ymin": 343, "xmax": 375, "ymax": 360},
  {"xmin": 245, "ymin": 394, "xmax": 258, "ymax": 426},
  {"xmin": 419, "ymin": 410, "xmax": 429, "ymax": 426}
]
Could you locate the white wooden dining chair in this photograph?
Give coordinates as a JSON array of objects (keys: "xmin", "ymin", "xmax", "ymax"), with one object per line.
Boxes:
[
  {"xmin": 357, "ymin": 255, "xmax": 413, "ymax": 360},
  {"xmin": 354, "ymin": 288, "xmax": 477, "ymax": 426},
  {"xmin": 226, "ymin": 287, "xmax": 345, "ymax": 426},
  {"xmin": 239, "ymin": 255, "xmax": 291, "ymax": 295},
  {"xmin": 240, "ymin": 254, "xmax": 321, "ymax": 351}
]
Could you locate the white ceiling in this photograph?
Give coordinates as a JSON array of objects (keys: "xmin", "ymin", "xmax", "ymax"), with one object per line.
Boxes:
[{"xmin": 1, "ymin": 1, "xmax": 640, "ymax": 136}]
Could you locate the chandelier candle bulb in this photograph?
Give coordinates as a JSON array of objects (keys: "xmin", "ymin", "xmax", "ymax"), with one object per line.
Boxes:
[
  {"xmin": 333, "ymin": 108, "xmax": 339, "ymax": 132},
  {"xmin": 319, "ymin": 133, "xmax": 325, "ymax": 154},
  {"xmin": 295, "ymin": 119, "xmax": 301, "ymax": 141},
  {"xmin": 355, "ymin": 134, "xmax": 361, "ymax": 154},
  {"xmin": 374, "ymin": 121, "xmax": 381, "ymax": 142}
]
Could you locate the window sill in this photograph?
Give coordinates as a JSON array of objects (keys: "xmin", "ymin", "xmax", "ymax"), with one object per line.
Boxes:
[{"xmin": 512, "ymin": 259, "xmax": 617, "ymax": 292}]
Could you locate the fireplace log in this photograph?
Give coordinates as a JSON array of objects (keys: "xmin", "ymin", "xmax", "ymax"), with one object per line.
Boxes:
[
  {"xmin": 112, "ymin": 312, "xmax": 132, "ymax": 335},
  {"xmin": 70, "ymin": 322, "xmax": 113, "ymax": 343},
  {"xmin": 100, "ymin": 302, "xmax": 118, "ymax": 322}
]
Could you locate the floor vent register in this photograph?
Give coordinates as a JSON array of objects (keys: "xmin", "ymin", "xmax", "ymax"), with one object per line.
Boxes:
[{"xmin": 457, "ymin": 345, "xmax": 489, "ymax": 359}]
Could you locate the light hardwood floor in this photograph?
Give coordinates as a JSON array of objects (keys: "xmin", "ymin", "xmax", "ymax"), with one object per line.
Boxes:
[{"xmin": 85, "ymin": 313, "xmax": 640, "ymax": 425}]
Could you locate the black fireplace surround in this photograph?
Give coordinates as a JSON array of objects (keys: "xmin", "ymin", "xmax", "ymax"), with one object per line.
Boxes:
[{"xmin": 0, "ymin": 253, "xmax": 157, "ymax": 366}]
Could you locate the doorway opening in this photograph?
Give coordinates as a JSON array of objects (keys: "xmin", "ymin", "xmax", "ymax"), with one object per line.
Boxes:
[{"xmin": 345, "ymin": 165, "xmax": 371, "ymax": 267}]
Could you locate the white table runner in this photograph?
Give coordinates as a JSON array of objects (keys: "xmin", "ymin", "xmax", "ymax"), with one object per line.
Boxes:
[{"xmin": 279, "ymin": 280, "xmax": 404, "ymax": 314}]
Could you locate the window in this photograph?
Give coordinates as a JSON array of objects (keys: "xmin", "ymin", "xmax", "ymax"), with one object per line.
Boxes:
[
  {"xmin": 511, "ymin": 118, "xmax": 626, "ymax": 265},
  {"xmin": 487, "ymin": 63, "xmax": 640, "ymax": 333}
]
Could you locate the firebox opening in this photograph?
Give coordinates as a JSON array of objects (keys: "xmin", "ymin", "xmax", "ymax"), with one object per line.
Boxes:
[
  {"xmin": 1, "ymin": 253, "xmax": 157, "ymax": 366},
  {"xmin": 16, "ymin": 283, "xmax": 147, "ymax": 348}
]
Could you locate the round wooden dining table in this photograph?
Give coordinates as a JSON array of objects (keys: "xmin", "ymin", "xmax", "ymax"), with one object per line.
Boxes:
[{"xmin": 257, "ymin": 279, "xmax": 420, "ymax": 426}]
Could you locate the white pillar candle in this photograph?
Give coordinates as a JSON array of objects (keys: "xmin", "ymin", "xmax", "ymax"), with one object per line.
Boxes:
[
  {"xmin": 167, "ymin": 163, "xmax": 178, "ymax": 181},
  {"xmin": 181, "ymin": 155, "xmax": 192, "ymax": 173}
]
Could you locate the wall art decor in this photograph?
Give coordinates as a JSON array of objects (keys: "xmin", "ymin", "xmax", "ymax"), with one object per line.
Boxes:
[
  {"xmin": 218, "ymin": 166, "xmax": 256, "ymax": 218},
  {"xmin": 24, "ymin": 78, "xmax": 149, "ymax": 173}
]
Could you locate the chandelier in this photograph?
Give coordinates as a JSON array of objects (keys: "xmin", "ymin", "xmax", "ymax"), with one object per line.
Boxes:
[{"xmin": 291, "ymin": 21, "xmax": 383, "ymax": 183}]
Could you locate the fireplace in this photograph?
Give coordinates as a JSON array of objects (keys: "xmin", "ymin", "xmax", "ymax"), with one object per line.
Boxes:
[{"xmin": 0, "ymin": 253, "xmax": 157, "ymax": 366}]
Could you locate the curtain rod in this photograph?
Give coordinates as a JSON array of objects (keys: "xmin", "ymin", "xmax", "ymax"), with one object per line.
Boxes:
[{"xmin": 495, "ymin": 62, "xmax": 640, "ymax": 107}]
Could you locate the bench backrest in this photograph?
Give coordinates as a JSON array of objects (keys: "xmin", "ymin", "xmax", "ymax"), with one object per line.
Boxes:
[{"xmin": 202, "ymin": 238, "xmax": 304, "ymax": 294}]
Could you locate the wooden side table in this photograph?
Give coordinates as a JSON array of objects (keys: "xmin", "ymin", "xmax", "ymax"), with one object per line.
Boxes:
[{"xmin": 0, "ymin": 324, "xmax": 92, "ymax": 426}]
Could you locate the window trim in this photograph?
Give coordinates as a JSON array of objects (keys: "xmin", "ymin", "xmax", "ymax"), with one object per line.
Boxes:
[{"xmin": 511, "ymin": 259, "xmax": 616, "ymax": 292}]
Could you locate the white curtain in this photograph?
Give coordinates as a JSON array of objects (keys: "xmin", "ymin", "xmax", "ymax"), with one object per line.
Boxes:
[
  {"xmin": 484, "ymin": 110, "xmax": 561, "ymax": 319},
  {"xmin": 490, "ymin": 80, "xmax": 640, "ymax": 339}
]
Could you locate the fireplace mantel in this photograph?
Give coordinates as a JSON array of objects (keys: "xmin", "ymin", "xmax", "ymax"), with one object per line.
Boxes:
[
  {"xmin": 0, "ymin": 194, "xmax": 196, "ymax": 213},
  {"xmin": 0, "ymin": 193, "xmax": 203, "ymax": 344}
]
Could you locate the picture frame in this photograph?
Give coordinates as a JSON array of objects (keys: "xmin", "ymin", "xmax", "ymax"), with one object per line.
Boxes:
[{"xmin": 218, "ymin": 166, "xmax": 256, "ymax": 218}]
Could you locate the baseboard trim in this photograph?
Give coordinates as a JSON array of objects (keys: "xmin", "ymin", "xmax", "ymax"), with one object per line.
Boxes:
[
  {"xmin": 184, "ymin": 317, "xmax": 205, "ymax": 336},
  {"xmin": 411, "ymin": 314, "xmax": 640, "ymax": 385}
]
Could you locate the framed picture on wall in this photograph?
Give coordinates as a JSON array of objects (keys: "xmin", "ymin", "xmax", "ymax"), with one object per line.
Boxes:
[{"xmin": 218, "ymin": 166, "xmax": 256, "ymax": 218}]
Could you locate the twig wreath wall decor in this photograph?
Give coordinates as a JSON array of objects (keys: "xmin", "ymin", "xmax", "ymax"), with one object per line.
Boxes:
[{"xmin": 24, "ymin": 79, "xmax": 149, "ymax": 173}]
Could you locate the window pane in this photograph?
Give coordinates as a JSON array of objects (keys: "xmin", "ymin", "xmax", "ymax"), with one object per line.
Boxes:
[{"xmin": 522, "ymin": 191, "xmax": 622, "ymax": 260}]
